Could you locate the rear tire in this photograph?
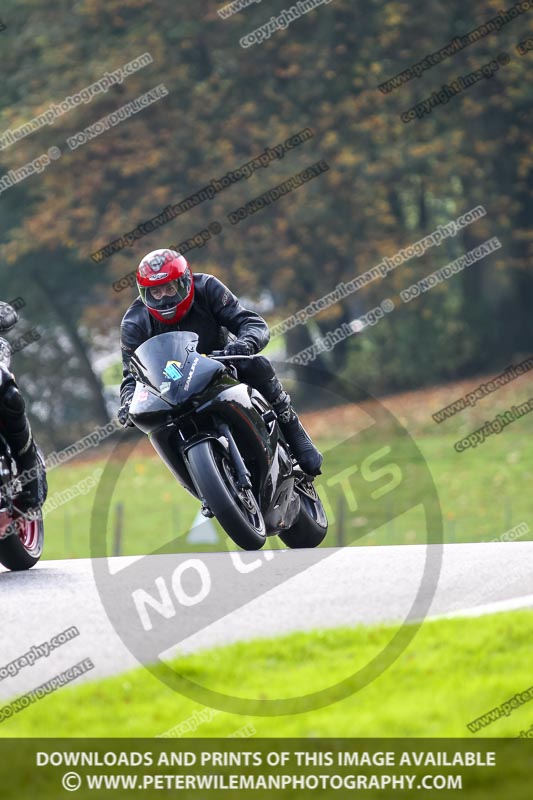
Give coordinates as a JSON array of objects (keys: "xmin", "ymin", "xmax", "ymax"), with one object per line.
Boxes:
[
  {"xmin": 279, "ymin": 480, "xmax": 328, "ymax": 549},
  {"xmin": 186, "ymin": 439, "xmax": 266, "ymax": 551},
  {"xmin": 0, "ymin": 512, "xmax": 44, "ymax": 570}
]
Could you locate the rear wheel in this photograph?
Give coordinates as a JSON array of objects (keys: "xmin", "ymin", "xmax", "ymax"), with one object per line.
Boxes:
[
  {"xmin": 0, "ymin": 511, "xmax": 44, "ymax": 570},
  {"xmin": 279, "ymin": 479, "xmax": 328, "ymax": 549},
  {"xmin": 186, "ymin": 439, "xmax": 266, "ymax": 551}
]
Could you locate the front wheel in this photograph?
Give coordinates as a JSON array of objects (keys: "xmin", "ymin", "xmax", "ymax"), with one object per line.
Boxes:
[
  {"xmin": 0, "ymin": 512, "xmax": 44, "ymax": 570},
  {"xmin": 279, "ymin": 479, "xmax": 328, "ymax": 549},
  {"xmin": 186, "ymin": 439, "xmax": 266, "ymax": 551}
]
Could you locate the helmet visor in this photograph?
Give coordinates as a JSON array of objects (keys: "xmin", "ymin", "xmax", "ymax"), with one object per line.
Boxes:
[{"xmin": 139, "ymin": 272, "xmax": 192, "ymax": 314}]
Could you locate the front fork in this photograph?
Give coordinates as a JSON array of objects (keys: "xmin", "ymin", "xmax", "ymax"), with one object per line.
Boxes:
[{"xmin": 218, "ymin": 423, "xmax": 252, "ymax": 490}]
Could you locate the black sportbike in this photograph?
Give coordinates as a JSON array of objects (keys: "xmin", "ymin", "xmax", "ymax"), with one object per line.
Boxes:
[
  {"xmin": 0, "ymin": 305, "xmax": 45, "ymax": 571},
  {"xmin": 128, "ymin": 331, "xmax": 328, "ymax": 550}
]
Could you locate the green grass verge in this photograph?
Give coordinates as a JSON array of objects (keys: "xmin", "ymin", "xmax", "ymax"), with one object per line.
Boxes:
[
  {"xmin": 42, "ymin": 450, "xmax": 205, "ymax": 560},
  {"xmin": 1, "ymin": 611, "xmax": 532, "ymax": 738},
  {"xmin": 40, "ymin": 417, "xmax": 533, "ymax": 559}
]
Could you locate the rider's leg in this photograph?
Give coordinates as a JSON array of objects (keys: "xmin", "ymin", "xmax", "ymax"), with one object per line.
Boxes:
[
  {"xmin": 0, "ymin": 367, "xmax": 47, "ymax": 511},
  {"xmin": 237, "ymin": 357, "xmax": 322, "ymax": 476}
]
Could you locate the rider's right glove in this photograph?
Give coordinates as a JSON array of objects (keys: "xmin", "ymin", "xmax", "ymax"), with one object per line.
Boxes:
[
  {"xmin": 117, "ymin": 399, "xmax": 134, "ymax": 428},
  {"xmin": 223, "ymin": 339, "xmax": 254, "ymax": 357}
]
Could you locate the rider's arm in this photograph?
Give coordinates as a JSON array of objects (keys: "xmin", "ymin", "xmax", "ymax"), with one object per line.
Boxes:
[
  {"xmin": 206, "ymin": 276, "xmax": 270, "ymax": 354},
  {"xmin": 119, "ymin": 317, "xmax": 146, "ymax": 405}
]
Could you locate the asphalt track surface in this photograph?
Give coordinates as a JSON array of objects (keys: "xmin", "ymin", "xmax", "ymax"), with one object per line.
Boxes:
[{"xmin": 0, "ymin": 542, "xmax": 532, "ymax": 700}]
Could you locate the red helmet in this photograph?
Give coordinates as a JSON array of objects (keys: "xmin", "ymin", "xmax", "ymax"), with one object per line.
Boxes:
[{"xmin": 136, "ymin": 249, "xmax": 194, "ymax": 324}]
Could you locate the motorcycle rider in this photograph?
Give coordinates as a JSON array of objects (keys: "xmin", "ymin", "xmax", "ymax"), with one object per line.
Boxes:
[
  {"xmin": 0, "ymin": 302, "xmax": 47, "ymax": 513},
  {"xmin": 117, "ymin": 249, "xmax": 323, "ymax": 476}
]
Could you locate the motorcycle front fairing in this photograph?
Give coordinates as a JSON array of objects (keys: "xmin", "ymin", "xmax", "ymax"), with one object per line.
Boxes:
[
  {"xmin": 128, "ymin": 331, "xmax": 272, "ymax": 500},
  {"xmin": 129, "ymin": 332, "xmax": 224, "ymax": 405},
  {"xmin": 129, "ymin": 383, "xmax": 173, "ymax": 434},
  {"xmin": 128, "ymin": 332, "xmax": 225, "ymax": 496},
  {"xmin": 129, "ymin": 333, "xmax": 273, "ymax": 473},
  {"xmin": 129, "ymin": 332, "xmax": 225, "ymax": 428},
  {"xmin": 128, "ymin": 331, "xmax": 298, "ymax": 532}
]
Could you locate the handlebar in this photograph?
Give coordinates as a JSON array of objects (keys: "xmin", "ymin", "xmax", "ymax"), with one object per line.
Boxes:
[{"xmin": 208, "ymin": 352, "xmax": 255, "ymax": 360}]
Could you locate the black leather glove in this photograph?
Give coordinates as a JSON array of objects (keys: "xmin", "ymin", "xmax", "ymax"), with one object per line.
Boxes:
[
  {"xmin": 117, "ymin": 399, "xmax": 134, "ymax": 428},
  {"xmin": 224, "ymin": 340, "xmax": 253, "ymax": 357}
]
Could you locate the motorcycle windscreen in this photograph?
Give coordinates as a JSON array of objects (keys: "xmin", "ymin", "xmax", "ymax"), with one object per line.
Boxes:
[
  {"xmin": 162, "ymin": 353, "xmax": 225, "ymax": 407},
  {"xmin": 130, "ymin": 331, "xmax": 199, "ymax": 390},
  {"xmin": 130, "ymin": 331, "xmax": 224, "ymax": 405}
]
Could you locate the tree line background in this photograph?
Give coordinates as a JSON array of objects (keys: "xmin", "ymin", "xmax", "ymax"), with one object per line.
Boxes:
[{"xmin": 0, "ymin": 0, "xmax": 531, "ymax": 450}]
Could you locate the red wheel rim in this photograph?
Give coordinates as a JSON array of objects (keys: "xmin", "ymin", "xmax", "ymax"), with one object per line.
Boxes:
[{"xmin": 15, "ymin": 515, "xmax": 40, "ymax": 552}]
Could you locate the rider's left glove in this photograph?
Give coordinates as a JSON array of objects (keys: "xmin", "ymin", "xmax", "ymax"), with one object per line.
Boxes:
[
  {"xmin": 118, "ymin": 399, "xmax": 134, "ymax": 428},
  {"xmin": 223, "ymin": 340, "xmax": 254, "ymax": 357}
]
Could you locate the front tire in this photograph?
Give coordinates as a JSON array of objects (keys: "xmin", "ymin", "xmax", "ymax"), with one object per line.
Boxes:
[
  {"xmin": 279, "ymin": 479, "xmax": 328, "ymax": 549},
  {"xmin": 0, "ymin": 512, "xmax": 44, "ymax": 570},
  {"xmin": 186, "ymin": 439, "xmax": 266, "ymax": 551}
]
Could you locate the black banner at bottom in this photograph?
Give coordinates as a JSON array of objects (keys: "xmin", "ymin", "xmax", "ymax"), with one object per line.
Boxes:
[{"xmin": 0, "ymin": 738, "xmax": 530, "ymax": 798}]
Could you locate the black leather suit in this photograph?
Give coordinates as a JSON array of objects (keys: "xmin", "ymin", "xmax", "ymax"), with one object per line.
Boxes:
[{"xmin": 120, "ymin": 273, "xmax": 277, "ymax": 405}]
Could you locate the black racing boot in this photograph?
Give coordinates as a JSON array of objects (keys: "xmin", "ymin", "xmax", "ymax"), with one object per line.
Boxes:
[
  {"xmin": 14, "ymin": 438, "xmax": 48, "ymax": 513},
  {"xmin": 259, "ymin": 378, "xmax": 323, "ymax": 476},
  {"xmin": 0, "ymin": 373, "xmax": 47, "ymax": 513}
]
